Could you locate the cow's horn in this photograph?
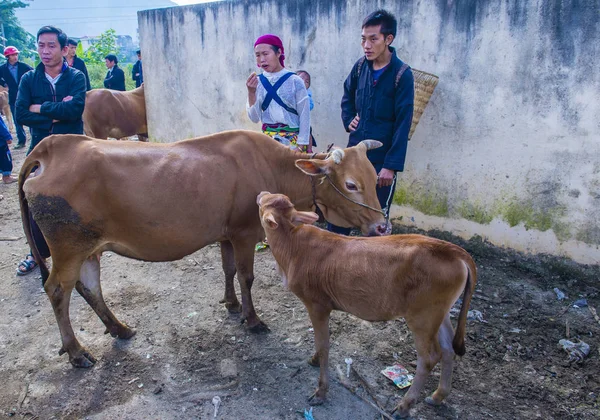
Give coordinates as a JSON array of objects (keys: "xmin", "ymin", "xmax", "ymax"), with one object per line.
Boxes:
[
  {"xmin": 331, "ymin": 149, "xmax": 345, "ymax": 164},
  {"xmin": 360, "ymin": 140, "xmax": 383, "ymax": 150}
]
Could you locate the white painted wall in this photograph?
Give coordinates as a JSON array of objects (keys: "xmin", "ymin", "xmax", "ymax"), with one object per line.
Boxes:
[{"xmin": 139, "ymin": 0, "xmax": 600, "ymax": 264}]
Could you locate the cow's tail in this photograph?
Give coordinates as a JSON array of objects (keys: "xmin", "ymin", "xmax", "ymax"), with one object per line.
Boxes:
[
  {"xmin": 452, "ymin": 258, "xmax": 477, "ymax": 356},
  {"xmin": 18, "ymin": 158, "xmax": 50, "ymax": 284}
]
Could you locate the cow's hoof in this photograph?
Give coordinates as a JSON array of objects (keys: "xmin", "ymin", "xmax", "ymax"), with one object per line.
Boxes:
[
  {"xmin": 308, "ymin": 356, "xmax": 320, "ymax": 367},
  {"xmin": 104, "ymin": 324, "xmax": 137, "ymax": 339},
  {"xmin": 424, "ymin": 396, "xmax": 442, "ymax": 406},
  {"xmin": 246, "ymin": 320, "xmax": 270, "ymax": 333},
  {"xmin": 308, "ymin": 391, "xmax": 325, "ymax": 406},
  {"xmin": 66, "ymin": 349, "xmax": 97, "ymax": 368},
  {"xmin": 226, "ymin": 302, "xmax": 242, "ymax": 314},
  {"xmin": 391, "ymin": 406, "xmax": 411, "ymax": 419}
]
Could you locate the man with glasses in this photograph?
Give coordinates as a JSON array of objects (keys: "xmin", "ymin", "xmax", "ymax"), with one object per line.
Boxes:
[{"xmin": 330, "ymin": 9, "xmax": 415, "ymax": 235}]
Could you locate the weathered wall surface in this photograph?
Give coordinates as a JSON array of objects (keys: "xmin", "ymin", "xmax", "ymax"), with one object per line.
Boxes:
[{"xmin": 139, "ymin": 0, "xmax": 600, "ymax": 264}]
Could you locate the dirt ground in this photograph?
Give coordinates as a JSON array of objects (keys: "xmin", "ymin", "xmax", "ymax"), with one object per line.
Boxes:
[{"xmin": 1, "ymin": 143, "xmax": 599, "ymax": 420}]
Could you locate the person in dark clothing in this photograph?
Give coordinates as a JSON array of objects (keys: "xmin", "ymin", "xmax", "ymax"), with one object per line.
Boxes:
[
  {"xmin": 15, "ymin": 25, "xmax": 86, "ymax": 276},
  {"xmin": 66, "ymin": 38, "xmax": 91, "ymax": 91},
  {"xmin": 0, "ymin": 116, "xmax": 15, "ymax": 184},
  {"xmin": 104, "ymin": 54, "xmax": 125, "ymax": 91},
  {"xmin": 0, "ymin": 46, "xmax": 33, "ymax": 149},
  {"xmin": 132, "ymin": 49, "xmax": 143, "ymax": 88},
  {"xmin": 329, "ymin": 9, "xmax": 414, "ymax": 236}
]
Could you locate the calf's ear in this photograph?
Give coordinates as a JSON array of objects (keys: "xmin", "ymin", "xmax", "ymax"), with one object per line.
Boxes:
[
  {"xmin": 263, "ymin": 212, "xmax": 279, "ymax": 229},
  {"xmin": 257, "ymin": 191, "xmax": 271, "ymax": 205},
  {"xmin": 292, "ymin": 210, "xmax": 319, "ymax": 225}
]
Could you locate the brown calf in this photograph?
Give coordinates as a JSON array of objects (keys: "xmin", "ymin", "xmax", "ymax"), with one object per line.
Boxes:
[
  {"xmin": 19, "ymin": 131, "xmax": 386, "ymax": 367},
  {"xmin": 83, "ymin": 85, "xmax": 148, "ymax": 141},
  {"xmin": 257, "ymin": 192, "xmax": 477, "ymax": 418}
]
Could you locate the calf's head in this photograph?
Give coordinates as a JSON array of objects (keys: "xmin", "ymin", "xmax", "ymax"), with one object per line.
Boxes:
[
  {"xmin": 295, "ymin": 140, "xmax": 387, "ymax": 236},
  {"xmin": 257, "ymin": 192, "xmax": 319, "ymax": 232}
]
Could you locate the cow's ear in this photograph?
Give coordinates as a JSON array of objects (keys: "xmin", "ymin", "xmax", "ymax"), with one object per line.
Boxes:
[
  {"xmin": 263, "ymin": 212, "xmax": 279, "ymax": 229},
  {"xmin": 295, "ymin": 159, "xmax": 329, "ymax": 175},
  {"xmin": 292, "ymin": 210, "xmax": 319, "ymax": 225}
]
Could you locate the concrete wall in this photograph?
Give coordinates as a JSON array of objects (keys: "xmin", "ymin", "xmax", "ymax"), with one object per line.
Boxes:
[{"xmin": 139, "ymin": 0, "xmax": 600, "ymax": 264}]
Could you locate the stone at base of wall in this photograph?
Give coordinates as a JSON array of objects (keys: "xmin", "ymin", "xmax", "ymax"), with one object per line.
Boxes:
[{"xmin": 389, "ymin": 204, "xmax": 599, "ymax": 265}]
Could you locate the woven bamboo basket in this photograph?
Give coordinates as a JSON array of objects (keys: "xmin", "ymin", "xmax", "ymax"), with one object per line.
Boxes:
[{"xmin": 409, "ymin": 69, "xmax": 439, "ymax": 139}]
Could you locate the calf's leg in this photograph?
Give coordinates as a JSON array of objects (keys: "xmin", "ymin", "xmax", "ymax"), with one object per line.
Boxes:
[
  {"xmin": 219, "ymin": 240, "xmax": 242, "ymax": 313},
  {"xmin": 232, "ymin": 238, "xmax": 268, "ymax": 332},
  {"xmin": 45, "ymin": 257, "xmax": 97, "ymax": 368},
  {"xmin": 394, "ymin": 315, "xmax": 444, "ymax": 418},
  {"xmin": 426, "ymin": 314, "xmax": 456, "ymax": 406},
  {"xmin": 306, "ymin": 305, "xmax": 331, "ymax": 406},
  {"xmin": 75, "ymin": 255, "xmax": 136, "ymax": 339}
]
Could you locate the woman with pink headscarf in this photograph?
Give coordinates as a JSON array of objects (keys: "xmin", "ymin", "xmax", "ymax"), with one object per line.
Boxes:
[{"xmin": 246, "ymin": 34, "xmax": 311, "ymax": 153}]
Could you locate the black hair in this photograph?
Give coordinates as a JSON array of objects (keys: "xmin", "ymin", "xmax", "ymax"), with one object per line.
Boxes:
[
  {"xmin": 104, "ymin": 54, "xmax": 118, "ymax": 64},
  {"xmin": 296, "ymin": 70, "xmax": 311, "ymax": 87},
  {"xmin": 270, "ymin": 45, "xmax": 280, "ymax": 54},
  {"xmin": 67, "ymin": 38, "xmax": 78, "ymax": 47},
  {"xmin": 362, "ymin": 9, "xmax": 397, "ymax": 39},
  {"xmin": 136, "ymin": 49, "xmax": 141, "ymax": 55},
  {"xmin": 37, "ymin": 26, "xmax": 68, "ymax": 49}
]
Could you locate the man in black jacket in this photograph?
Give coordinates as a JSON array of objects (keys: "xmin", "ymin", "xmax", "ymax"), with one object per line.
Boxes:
[
  {"xmin": 66, "ymin": 38, "xmax": 91, "ymax": 91},
  {"xmin": 132, "ymin": 49, "xmax": 143, "ymax": 88},
  {"xmin": 15, "ymin": 25, "xmax": 86, "ymax": 276},
  {"xmin": 104, "ymin": 54, "xmax": 125, "ymax": 91},
  {"xmin": 331, "ymin": 9, "xmax": 414, "ymax": 235},
  {"xmin": 0, "ymin": 46, "xmax": 33, "ymax": 149}
]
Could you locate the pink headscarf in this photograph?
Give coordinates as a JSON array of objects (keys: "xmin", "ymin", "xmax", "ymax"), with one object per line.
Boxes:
[{"xmin": 254, "ymin": 34, "xmax": 285, "ymax": 67}]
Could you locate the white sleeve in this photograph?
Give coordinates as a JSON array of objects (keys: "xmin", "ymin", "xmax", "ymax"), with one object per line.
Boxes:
[
  {"xmin": 294, "ymin": 78, "xmax": 311, "ymax": 145},
  {"xmin": 246, "ymin": 84, "xmax": 263, "ymax": 123}
]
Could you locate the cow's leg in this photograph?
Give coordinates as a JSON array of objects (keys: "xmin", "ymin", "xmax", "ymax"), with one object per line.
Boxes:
[
  {"xmin": 426, "ymin": 314, "xmax": 456, "ymax": 406},
  {"xmin": 75, "ymin": 255, "xmax": 136, "ymax": 339},
  {"xmin": 231, "ymin": 238, "xmax": 268, "ymax": 332},
  {"xmin": 45, "ymin": 258, "xmax": 97, "ymax": 368},
  {"xmin": 219, "ymin": 240, "xmax": 242, "ymax": 313},
  {"xmin": 306, "ymin": 304, "xmax": 331, "ymax": 405},
  {"xmin": 394, "ymin": 315, "xmax": 444, "ymax": 418}
]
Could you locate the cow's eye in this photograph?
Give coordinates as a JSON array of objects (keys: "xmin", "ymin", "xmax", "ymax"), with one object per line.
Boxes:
[{"xmin": 345, "ymin": 181, "xmax": 358, "ymax": 191}]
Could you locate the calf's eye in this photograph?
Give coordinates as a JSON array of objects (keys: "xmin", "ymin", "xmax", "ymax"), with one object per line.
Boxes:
[{"xmin": 345, "ymin": 181, "xmax": 358, "ymax": 191}]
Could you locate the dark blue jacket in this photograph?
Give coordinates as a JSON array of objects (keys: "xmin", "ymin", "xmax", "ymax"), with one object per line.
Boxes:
[
  {"xmin": 16, "ymin": 61, "xmax": 86, "ymax": 152},
  {"xmin": 70, "ymin": 55, "xmax": 91, "ymax": 91},
  {"xmin": 104, "ymin": 65, "xmax": 126, "ymax": 91},
  {"xmin": 0, "ymin": 61, "xmax": 33, "ymax": 105},
  {"xmin": 341, "ymin": 47, "xmax": 414, "ymax": 171}
]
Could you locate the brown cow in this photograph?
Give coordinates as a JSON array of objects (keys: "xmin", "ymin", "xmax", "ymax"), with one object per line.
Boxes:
[
  {"xmin": 0, "ymin": 86, "xmax": 14, "ymax": 132},
  {"xmin": 257, "ymin": 192, "xmax": 477, "ymax": 418},
  {"xmin": 83, "ymin": 85, "xmax": 148, "ymax": 141},
  {"xmin": 18, "ymin": 131, "xmax": 387, "ymax": 367}
]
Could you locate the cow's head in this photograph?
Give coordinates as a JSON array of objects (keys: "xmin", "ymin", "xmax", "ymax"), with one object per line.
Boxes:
[
  {"xmin": 295, "ymin": 140, "xmax": 387, "ymax": 236},
  {"xmin": 257, "ymin": 192, "xmax": 319, "ymax": 231}
]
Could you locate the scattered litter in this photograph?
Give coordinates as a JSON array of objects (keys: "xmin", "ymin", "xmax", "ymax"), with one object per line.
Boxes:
[
  {"xmin": 202, "ymin": 264, "xmax": 215, "ymax": 270},
  {"xmin": 212, "ymin": 396, "xmax": 221, "ymax": 418},
  {"xmin": 381, "ymin": 364, "xmax": 413, "ymax": 389},
  {"xmin": 554, "ymin": 288, "xmax": 566, "ymax": 301},
  {"xmin": 138, "ymin": 383, "xmax": 144, "ymax": 388},
  {"xmin": 127, "ymin": 377, "xmax": 139, "ymax": 384},
  {"xmin": 308, "ymin": 327, "xmax": 314, "ymax": 332},
  {"xmin": 146, "ymin": 354, "xmax": 151, "ymax": 359},
  {"xmin": 573, "ymin": 299, "xmax": 588, "ymax": 308},
  {"xmin": 344, "ymin": 358, "xmax": 353, "ymax": 378},
  {"xmin": 559, "ymin": 339, "xmax": 590, "ymax": 363},
  {"xmin": 303, "ymin": 407, "xmax": 315, "ymax": 420},
  {"xmin": 509, "ymin": 327, "xmax": 523, "ymax": 334},
  {"xmin": 467, "ymin": 310, "xmax": 487, "ymax": 323},
  {"xmin": 187, "ymin": 311, "xmax": 198, "ymax": 318}
]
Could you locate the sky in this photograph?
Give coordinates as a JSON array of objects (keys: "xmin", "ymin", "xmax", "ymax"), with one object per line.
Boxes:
[{"xmin": 172, "ymin": 0, "xmax": 218, "ymax": 4}]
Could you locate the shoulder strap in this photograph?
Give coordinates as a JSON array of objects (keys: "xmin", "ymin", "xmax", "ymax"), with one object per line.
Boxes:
[
  {"xmin": 259, "ymin": 72, "xmax": 298, "ymax": 115},
  {"xmin": 394, "ymin": 63, "xmax": 410, "ymax": 89},
  {"xmin": 355, "ymin": 56, "xmax": 367, "ymax": 81}
]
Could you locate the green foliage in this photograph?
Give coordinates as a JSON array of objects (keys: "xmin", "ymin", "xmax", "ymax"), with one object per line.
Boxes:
[
  {"xmin": 86, "ymin": 62, "xmax": 136, "ymax": 91},
  {"xmin": 0, "ymin": 0, "xmax": 36, "ymax": 59},
  {"xmin": 82, "ymin": 29, "xmax": 119, "ymax": 63},
  {"xmin": 75, "ymin": 42, "xmax": 84, "ymax": 58},
  {"xmin": 393, "ymin": 183, "xmax": 449, "ymax": 217}
]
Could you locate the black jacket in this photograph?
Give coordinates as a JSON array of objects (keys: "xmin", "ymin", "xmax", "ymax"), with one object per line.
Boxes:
[
  {"xmin": 341, "ymin": 47, "xmax": 414, "ymax": 171},
  {"xmin": 0, "ymin": 61, "xmax": 33, "ymax": 105},
  {"xmin": 132, "ymin": 60, "xmax": 143, "ymax": 88},
  {"xmin": 69, "ymin": 55, "xmax": 91, "ymax": 91},
  {"xmin": 104, "ymin": 65, "xmax": 126, "ymax": 91},
  {"xmin": 16, "ymin": 61, "xmax": 86, "ymax": 151}
]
